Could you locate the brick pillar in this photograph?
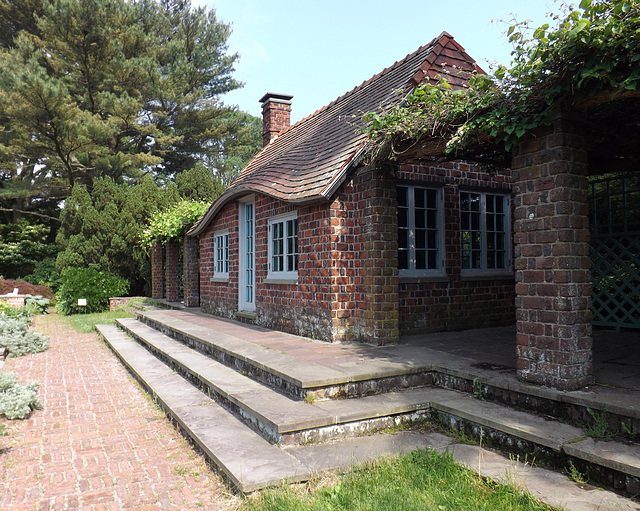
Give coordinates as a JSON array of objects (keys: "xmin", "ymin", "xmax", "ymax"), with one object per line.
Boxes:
[
  {"xmin": 183, "ymin": 235, "xmax": 200, "ymax": 307},
  {"xmin": 151, "ymin": 241, "xmax": 164, "ymax": 299},
  {"xmin": 512, "ymin": 109, "xmax": 592, "ymax": 390},
  {"xmin": 165, "ymin": 238, "xmax": 180, "ymax": 302},
  {"xmin": 346, "ymin": 164, "xmax": 399, "ymax": 345}
]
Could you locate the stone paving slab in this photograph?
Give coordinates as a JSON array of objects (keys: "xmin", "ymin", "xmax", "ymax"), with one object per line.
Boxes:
[
  {"xmin": 139, "ymin": 310, "xmax": 350, "ymax": 387},
  {"xmin": 115, "ymin": 313, "xmax": 640, "ymax": 494},
  {"xmin": 431, "ymin": 392, "xmax": 588, "ymax": 452},
  {"xmin": 98, "ymin": 324, "xmax": 313, "ymax": 493},
  {"xmin": 445, "ymin": 443, "xmax": 640, "ymax": 511},
  {"xmin": 155, "ymin": 308, "xmax": 640, "ymax": 421},
  {"xmin": 564, "ymin": 437, "xmax": 640, "ymax": 479},
  {"xmin": 117, "ymin": 318, "xmax": 337, "ymax": 433}
]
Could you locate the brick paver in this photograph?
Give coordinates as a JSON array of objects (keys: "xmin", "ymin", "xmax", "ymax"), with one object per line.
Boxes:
[{"xmin": 0, "ymin": 315, "xmax": 239, "ymax": 510}]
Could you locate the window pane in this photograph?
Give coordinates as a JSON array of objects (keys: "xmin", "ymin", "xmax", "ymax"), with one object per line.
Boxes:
[
  {"xmin": 398, "ymin": 250, "xmax": 409, "ymax": 269},
  {"xmin": 471, "ymin": 212, "xmax": 480, "ymax": 230},
  {"xmin": 397, "ymin": 187, "xmax": 408, "ymax": 207},
  {"xmin": 397, "ymin": 185, "xmax": 441, "ymax": 272},
  {"xmin": 398, "ymin": 208, "xmax": 408, "ymax": 228},
  {"xmin": 427, "ymin": 250, "xmax": 438, "ymax": 269},
  {"xmin": 398, "ymin": 229, "xmax": 408, "ymax": 249},
  {"xmin": 427, "ymin": 230, "xmax": 437, "ymax": 249},
  {"xmin": 427, "ymin": 210, "xmax": 437, "ymax": 229}
]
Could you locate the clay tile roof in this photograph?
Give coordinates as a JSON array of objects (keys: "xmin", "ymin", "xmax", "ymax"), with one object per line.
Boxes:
[{"xmin": 189, "ymin": 31, "xmax": 481, "ymax": 236}]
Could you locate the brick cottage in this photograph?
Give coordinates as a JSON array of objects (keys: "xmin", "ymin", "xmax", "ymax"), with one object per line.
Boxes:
[
  {"xmin": 187, "ymin": 32, "xmax": 515, "ymax": 345},
  {"xmin": 152, "ymin": 31, "xmax": 640, "ymax": 391}
]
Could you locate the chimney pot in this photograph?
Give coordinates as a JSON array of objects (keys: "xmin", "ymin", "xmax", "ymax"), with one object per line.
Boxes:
[{"xmin": 260, "ymin": 92, "xmax": 293, "ymax": 147}]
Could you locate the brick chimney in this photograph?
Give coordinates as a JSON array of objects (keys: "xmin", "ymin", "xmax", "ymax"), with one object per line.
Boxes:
[{"xmin": 259, "ymin": 92, "xmax": 293, "ymax": 147}]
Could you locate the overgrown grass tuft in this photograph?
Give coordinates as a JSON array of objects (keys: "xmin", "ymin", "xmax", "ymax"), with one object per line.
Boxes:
[
  {"xmin": 63, "ymin": 309, "xmax": 135, "ymax": 333},
  {"xmin": 243, "ymin": 448, "xmax": 553, "ymax": 511}
]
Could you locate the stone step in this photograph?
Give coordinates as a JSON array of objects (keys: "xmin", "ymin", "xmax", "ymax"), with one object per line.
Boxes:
[
  {"xmin": 116, "ymin": 318, "xmax": 436, "ymax": 444},
  {"xmin": 134, "ymin": 310, "xmax": 640, "ymax": 446},
  {"xmin": 95, "ymin": 324, "xmax": 310, "ymax": 492},
  {"xmin": 135, "ymin": 309, "xmax": 433, "ymax": 400},
  {"xmin": 96, "ymin": 323, "xmax": 444, "ymax": 493},
  {"xmin": 99, "ymin": 320, "xmax": 640, "ymax": 495}
]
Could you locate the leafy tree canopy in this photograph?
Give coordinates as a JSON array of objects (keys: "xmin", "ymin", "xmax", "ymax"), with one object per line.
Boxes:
[
  {"xmin": 0, "ymin": 221, "xmax": 59, "ymax": 278},
  {"xmin": 0, "ymin": 0, "xmax": 259, "ymax": 219},
  {"xmin": 363, "ymin": 0, "xmax": 640, "ymax": 162},
  {"xmin": 55, "ymin": 175, "xmax": 178, "ymax": 294}
]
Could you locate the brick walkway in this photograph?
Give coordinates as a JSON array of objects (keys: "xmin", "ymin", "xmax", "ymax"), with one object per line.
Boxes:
[{"xmin": 0, "ymin": 315, "xmax": 239, "ymax": 510}]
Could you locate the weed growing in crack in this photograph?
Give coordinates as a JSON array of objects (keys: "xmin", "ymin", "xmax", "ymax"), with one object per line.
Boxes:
[{"xmin": 585, "ymin": 405, "xmax": 613, "ymax": 440}]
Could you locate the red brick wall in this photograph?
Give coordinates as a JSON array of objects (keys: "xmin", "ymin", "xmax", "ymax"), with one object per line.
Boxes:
[
  {"xmin": 183, "ymin": 235, "xmax": 200, "ymax": 307},
  {"xmin": 394, "ymin": 161, "xmax": 515, "ymax": 335},
  {"xmin": 512, "ymin": 111, "xmax": 592, "ymax": 390},
  {"xmin": 197, "ymin": 160, "xmax": 515, "ymax": 343},
  {"xmin": 151, "ymin": 242, "xmax": 163, "ymax": 299},
  {"xmin": 199, "ymin": 201, "xmax": 239, "ymax": 318},
  {"xmin": 165, "ymin": 239, "xmax": 180, "ymax": 302},
  {"xmin": 261, "ymin": 101, "xmax": 291, "ymax": 147},
  {"xmin": 198, "ymin": 197, "xmax": 334, "ymax": 339}
]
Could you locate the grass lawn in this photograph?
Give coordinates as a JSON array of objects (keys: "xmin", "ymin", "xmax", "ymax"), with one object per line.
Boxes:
[
  {"xmin": 243, "ymin": 448, "xmax": 554, "ymax": 511},
  {"xmin": 62, "ymin": 309, "xmax": 135, "ymax": 333}
]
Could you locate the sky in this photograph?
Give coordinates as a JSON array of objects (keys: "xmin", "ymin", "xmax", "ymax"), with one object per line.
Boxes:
[{"xmin": 194, "ymin": 0, "xmax": 560, "ymax": 123}]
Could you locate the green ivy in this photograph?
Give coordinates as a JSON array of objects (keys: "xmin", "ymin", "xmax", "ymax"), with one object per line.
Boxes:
[
  {"xmin": 363, "ymin": 0, "xmax": 640, "ymax": 160},
  {"xmin": 140, "ymin": 200, "xmax": 210, "ymax": 247}
]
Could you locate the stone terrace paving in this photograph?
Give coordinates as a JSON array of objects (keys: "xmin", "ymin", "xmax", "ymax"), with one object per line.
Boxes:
[{"xmin": 1, "ymin": 311, "xmax": 639, "ymax": 510}]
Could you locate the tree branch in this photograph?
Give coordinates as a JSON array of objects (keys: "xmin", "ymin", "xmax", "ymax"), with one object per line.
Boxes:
[{"xmin": 0, "ymin": 208, "xmax": 61, "ymax": 222}]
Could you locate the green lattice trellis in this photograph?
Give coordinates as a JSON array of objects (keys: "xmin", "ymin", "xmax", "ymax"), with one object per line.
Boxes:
[
  {"xmin": 590, "ymin": 234, "xmax": 640, "ymax": 329},
  {"xmin": 589, "ymin": 173, "xmax": 640, "ymax": 330}
]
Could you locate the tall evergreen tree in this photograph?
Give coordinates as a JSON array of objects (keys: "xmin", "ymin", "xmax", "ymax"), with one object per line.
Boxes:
[{"xmin": 0, "ymin": 0, "xmax": 255, "ymax": 221}]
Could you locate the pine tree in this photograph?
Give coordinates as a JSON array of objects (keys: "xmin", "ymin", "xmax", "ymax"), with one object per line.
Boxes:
[{"xmin": 0, "ymin": 0, "xmax": 257, "ymax": 220}]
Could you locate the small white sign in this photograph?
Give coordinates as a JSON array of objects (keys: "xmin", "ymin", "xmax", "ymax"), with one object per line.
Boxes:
[{"xmin": 77, "ymin": 298, "xmax": 87, "ymax": 306}]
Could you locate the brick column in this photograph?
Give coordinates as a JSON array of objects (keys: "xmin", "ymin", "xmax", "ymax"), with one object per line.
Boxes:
[
  {"xmin": 151, "ymin": 241, "xmax": 164, "ymax": 299},
  {"xmin": 165, "ymin": 238, "xmax": 180, "ymax": 303},
  {"xmin": 348, "ymin": 164, "xmax": 399, "ymax": 345},
  {"xmin": 183, "ymin": 235, "xmax": 200, "ymax": 307},
  {"xmin": 512, "ymin": 109, "xmax": 592, "ymax": 390}
]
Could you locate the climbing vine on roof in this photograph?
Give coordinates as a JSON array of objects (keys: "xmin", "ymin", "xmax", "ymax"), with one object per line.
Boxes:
[{"xmin": 363, "ymin": 0, "xmax": 640, "ymax": 161}]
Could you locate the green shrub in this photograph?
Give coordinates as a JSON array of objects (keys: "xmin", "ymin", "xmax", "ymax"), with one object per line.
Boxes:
[
  {"xmin": 0, "ymin": 372, "xmax": 41, "ymax": 419},
  {"xmin": 0, "ymin": 315, "xmax": 49, "ymax": 357},
  {"xmin": 24, "ymin": 258, "xmax": 61, "ymax": 292},
  {"xmin": 56, "ymin": 267, "xmax": 130, "ymax": 315}
]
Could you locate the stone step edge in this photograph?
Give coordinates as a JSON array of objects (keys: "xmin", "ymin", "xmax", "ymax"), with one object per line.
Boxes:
[
  {"xmin": 135, "ymin": 310, "xmax": 348, "ymax": 392},
  {"xmin": 137, "ymin": 310, "xmax": 640, "ymax": 428},
  {"xmin": 103, "ymin": 322, "xmax": 640, "ymax": 485},
  {"xmin": 116, "ymin": 318, "xmax": 446, "ymax": 444},
  {"xmin": 431, "ymin": 405, "xmax": 640, "ymax": 496},
  {"xmin": 116, "ymin": 318, "xmax": 335, "ymax": 438},
  {"xmin": 135, "ymin": 310, "xmax": 437, "ymax": 400},
  {"xmin": 95, "ymin": 323, "xmax": 312, "ymax": 493}
]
